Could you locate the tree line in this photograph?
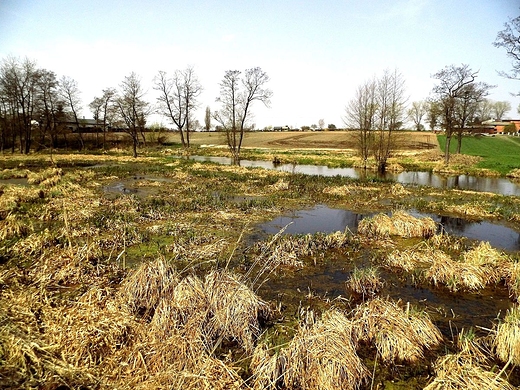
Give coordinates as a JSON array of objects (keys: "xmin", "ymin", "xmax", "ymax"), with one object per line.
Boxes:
[
  {"xmin": 0, "ymin": 11, "xmax": 518, "ymax": 161},
  {"xmin": 0, "ymin": 57, "xmax": 271, "ymax": 158}
]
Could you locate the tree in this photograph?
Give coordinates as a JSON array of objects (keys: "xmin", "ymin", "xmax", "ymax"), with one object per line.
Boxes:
[
  {"xmin": 453, "ymin": 82, "xmax": 493, "ymax": 153},
  {"xmin": 154, "ymin": 66, "xmax": 202, "ymax": 148},
  {"xmin": 204, "ymin": 106, "xmax": 211, "ymax": 131},
  {"xmin": 115, "ymin": 72, "xmax": 150, "ymax": 158},
  {"xmin": 344, "ymin": 77, "xmax": 377, "ymax": 169},
  {"xmin": 89, "ymin": 87, "xmax": 116, "ymax": 149},
  {"xmin": 425, "ymin": 100, "xmax": 441, "ymax": 131},
  {"xmin": 59, "ymin": 75, "xmax": 83, "ymax": 149},
  {"xmin": 494, "ymin": 13, "xmax": 520, "ymax": 85},
  {"xmin": 407, "ymin": 101, "xmax": 426, "ymax": 131},
  {"xmin": 373, "ymin": 69, "xmax": 407, "ymax": 173},
  {"xmin": 475, "ymin": 99, "xmax": 494, "ymax": 123},
  {"xmin": 431, "ymin": 64, "xmax": 480, "ymax": 164},
  {"xmin": 493, "ymin": 101, "xmax": 511, "ymax": 120},
  {"xmin": 318, "ymin": 118, "xmax": 325, "ymax": 129},
  {"xmin": 0, "ymin": 56, "xmax": 40, "ymax": 153},
  {"xmin": 214, "ymin": 67, "xmax": 272, "ymax": 159}
]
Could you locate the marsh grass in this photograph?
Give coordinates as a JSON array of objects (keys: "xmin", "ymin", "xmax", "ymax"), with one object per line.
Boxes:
[
  {"xmin": 358, "ymin": 210, "xmax": 437, "ymax": 238},
  {"xmin": 494, "ymin": 305, "xmax": 520, "ymax": 366},
  {"xmin": 352, "ymin": 297, "xmax": 442, "ymax": 363},
  {"xmin": 251, "ymin": 310, "xmax": 369, "ymax": 390},
  {"xmin": 346, "ymin": 266, "xmax": 384, "ymax": 298}
]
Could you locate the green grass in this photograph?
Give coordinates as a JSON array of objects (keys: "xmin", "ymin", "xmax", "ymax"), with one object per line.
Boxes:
[{"xmin": 437, "ymin": 135, "xmax": 520, "ymax": 175}]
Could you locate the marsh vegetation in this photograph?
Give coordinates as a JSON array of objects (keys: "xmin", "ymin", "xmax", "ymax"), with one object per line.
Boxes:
[{"xmin": 1, "ymin": 149, "xmax": 520, "ymax": 389}]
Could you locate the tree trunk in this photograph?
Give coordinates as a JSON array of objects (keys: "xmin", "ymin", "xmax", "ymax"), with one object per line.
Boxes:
[{"xmin": 444, "ymin": 135, "xmax": 451, "ymax": 164}]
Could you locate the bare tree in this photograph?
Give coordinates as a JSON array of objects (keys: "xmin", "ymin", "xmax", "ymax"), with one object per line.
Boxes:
[
  {"xmin": 59, "ymin": 75, "xmax": 83, "ymax": 149},
  {"xmin": 494, "ymin": 13, "xmax": 520, "ymax": 85},
  {"xmin": 34, "ymin": 69, "xmax": 60, "ymax": 150},
  {"xmin": 431, "ymin": 64, "xmax": 479, "ymax": 164},
  {"xmin": 89, "ymin": 87, "xmax": 116, "ymax": 149},
  {"xmin": 154, "ymin": 66, "xmax": 202, "ymax": 148},
  {"xmin": 318, "ymin": 118, "xmax": 325, "ymax": 130},
  {"xmin": 493, "ymin": 100, "xmax": 512, "ymax": 120},
  {"xmin": 373, "ymin": 69, "xmax": 407, "ymax": 173},
  {"xmin": 475, "ymin": 99, "xmax": 494, "ymax": 123},
  {"xmin": 204, "ymin": 105, "xmax": 211, "ymax": 131},
  {"xmin": 407, "ymin": 101, "xmax": 426, "ymax": 131},
  {"xmin": 343, "ymin": 77, "xmax": 377, "ymax": 169},
  {"xmin": 115, "ymin": 72, "xmax": 150, "ymax": 158},
  {"xmin": 425, "ymin": 100, "xmax": 441, "ymax": 131},
  {"xmin": 214, "ymin": 67, "xmax": 272, "ymax": 159},
  {"xmin": 0, "ymin": 56, "xmax": 40, "ymax": 153}
]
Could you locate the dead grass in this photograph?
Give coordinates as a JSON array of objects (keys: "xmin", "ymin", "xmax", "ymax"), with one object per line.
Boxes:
[
  {"xmin": 352, "ymin": 297, "xmax": 442, "ymax": 363},
  {"xmin": 251, "ymin": 310, "xmax": 369, "ymax": 390},
  {"xmin": 346, "ymin": 266, "xmax": 384, "ymax": 298},
  {"xmin": 358, "ymin": 210, "xmax": 437, "ymax": 238},
  {"xmin": 494, "ymin": 305, "xmax": 520, "ymax": 366}
]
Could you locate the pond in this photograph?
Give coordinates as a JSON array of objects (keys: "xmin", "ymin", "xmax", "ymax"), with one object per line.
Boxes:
[
  {"xmin": 256, "ymin": 204, "xmax": 520, "ymax": 251},
  {"xmin": 188, "ymin": 155, "xmax": 520, "ymax": 196}
]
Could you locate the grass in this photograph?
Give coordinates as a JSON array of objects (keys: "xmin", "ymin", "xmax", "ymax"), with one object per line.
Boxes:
[{"xmin": 438, "ymin": 134, "xmax": 520, "ymax": 175}]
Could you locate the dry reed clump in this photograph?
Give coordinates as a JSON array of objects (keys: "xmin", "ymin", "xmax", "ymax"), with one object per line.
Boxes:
[
  {"xmin": 384, "ymin": 243, "xmax": 445, "ymax": 273},
  {"xmin": 251, "ymin": 310, "xmax": 369, "ymax": 390},
  {"xmin": 0, "ymin": 185, "xmax": 44, "ymax": 215},
  {"xmin": 27, "ymin": 167, "xmax": 63, "ymax": 186},
  {"xmin": 493, "ymin": 305, "xmax": 520, "ymax": 366},
  {"xmin": 428, "ymin": 232, "xmax": 466, "ymax": 252},
  {"xmin": 504, "ymin": 262, "xmax": 520, "ymax": 300},
  {"xmin": 0, "ymin": 168, "xmax": 30, "ymax": 179},
  {"xmin": 463, "ymin": 241, "xmax": 508, "ymax": 284},
  {"xmin": 390, "ymin": 183, "xmax": 410, "ymax": 196},
  {"xmin": 358, "ymin": 210, "xmax": 437, "ymax": 238},
  {"xmin": 352, "ymin": 297, "xmax": 442, "ymax": 363},
  {"xmin": 424, "ymin": 353, "xmax": 515, "ymax": 390},
  {"xmin": 10, "ymin": 228, "xmax": 57, "ymax": 257},
  {"xmin": 119, "ymin": 257, "xmax": 179, "ymax": 317},
  {"xmin": 0, "ymin": 213, "xmax": 32, "ymax": 240},
  {"xmin": 253, "ymin": 231, "xmax": 353, "ymax": 269},
  {"xmin": 204, "ymin": 269, "xmax": 271, "ymax": 353},
  {"xmin": 346, "ymin": 266, "xmax": 384, "ymax": 297},
  {"xmin": 149, "ymin": 274, "xmax": 208, "ymax": 341},
  {"xmin": 423, "ymin": 254, "xmax": 488, "ymax": 292},
  {"xmin": 322, "ymin": 184, "xmax": 354, "ymax": 196},
  {"xmin": 443, "ymin": 202, "xmax": 495, "ymax": 219}
]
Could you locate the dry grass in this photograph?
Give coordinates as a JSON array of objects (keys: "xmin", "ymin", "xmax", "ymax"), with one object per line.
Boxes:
[
  {"xmin": 358, "ymin": 210, "xmax": 437, "ymax": 238},
  {"xmin": 204, "ymin": 269, "xmax": 271, "ymax": 353},
  {"xmin": 0, "ymin": 213, "xmax": 31, "ymax": 240},
  {"xmin": 504, "ymin": 262, "xmax": 520, "ymax": 301},
  {"xmin": 352, "ymin": 297, "xmax": 442, "ymax": 363},
  {"xmin": 251, "ymin": 310, "xmax": 369, "ymax": 390},
  {"xmin": 463, "ymin": 241, "xmax": 508, "ymax": 284},
  {"xmin": 27, "ymin": 167, "xmax": 63, "ymax": 186},
  {"xmin": 119, "ymin": 257, "xmax": 179, "ymax": 317},
  {"xmin": 346, "ymin": 266, "xmax": 384, "ymax": 298},
  {"xmin": 494, "ymin": 305, "xmax": 520, "ymax": 366},
  {"xmin": 424, "ymin": 353, "xmax": 515, "ymax": 390},
  {"xmin": 384, "ymin": 243, "xmax": 446, "ymax": 273},
  {"xmin": 424, "ymin": 255, "xmax": 488, "ymax": 292}
]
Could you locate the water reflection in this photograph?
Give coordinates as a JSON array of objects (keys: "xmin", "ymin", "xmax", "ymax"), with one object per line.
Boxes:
[
  {"xmin": 188, "ymin": 155, "xmax": 520, "ymax": 196},
  {"xmin": 258, "ymin": 205, "xmax": 520, "ymax": 251}
]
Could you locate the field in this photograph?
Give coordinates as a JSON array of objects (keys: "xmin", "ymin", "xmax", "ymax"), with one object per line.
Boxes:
[
  {"xmin": 1, "ymin": 142, "xmax": 520, "ymax": 389},
  {"xmin": 438, "ymin": 134, "xmax": 520, "ymax": 175}
]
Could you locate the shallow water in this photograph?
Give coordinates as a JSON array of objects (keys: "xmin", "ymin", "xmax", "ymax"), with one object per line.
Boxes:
[
  {"xmin": 258, "ymin": 204, "xmax": 520, "ymax": 251},
  {"xmin": 188, "ymin": 155, "xmax": 520, "ymax": 196}
]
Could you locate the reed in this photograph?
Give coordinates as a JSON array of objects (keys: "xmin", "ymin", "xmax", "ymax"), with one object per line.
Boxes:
[
  {"xmin": 251, "ymin": 310, "xmax": 369, "ymax": 390},
  {"xmin": 27, "ymin": 167, "xmax": 63, "ymax": 186},
  {"xmin": 424, "ymin": 353, "xmax": 515, "ymax": 390},
  {"xmin": 424, "ymin": 255, "xmax": 488, "ymax": 292},
  {"xmin": 352, "ymin": 297, "xmax": 442, "ymax": 363},
  {"xmin": 346, "ymin": 266, "xmax": 384, "ymax": 298},
  {"xmin": 120, "ymin": 257, "xmax": 179, "ymax": 317},
  {"xmin": 494, "ymin": 305, "xmax": 520, "ymax": 366},
  {"xmin": 358, "ymin": 210, "xmax": 437, "ymax": 238},
  {"xmin": 204, "ymin": 269, "xmax": 271, "ymax": 353}
]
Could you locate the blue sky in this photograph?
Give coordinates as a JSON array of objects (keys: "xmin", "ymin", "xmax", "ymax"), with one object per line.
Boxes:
[{"xmin": 1, "ymin": 0, "xmax": 519, "ymax": 128}]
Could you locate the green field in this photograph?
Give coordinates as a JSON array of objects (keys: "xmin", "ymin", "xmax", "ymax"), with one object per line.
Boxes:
[{"xmin": 438, "ymin": 135, "xmax": 520, "ymax": 175}]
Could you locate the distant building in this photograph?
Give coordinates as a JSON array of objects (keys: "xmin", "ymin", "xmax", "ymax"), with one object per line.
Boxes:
[{"xmin": 469, "ymin": 119, "xmax": 520, "ymax": 135}]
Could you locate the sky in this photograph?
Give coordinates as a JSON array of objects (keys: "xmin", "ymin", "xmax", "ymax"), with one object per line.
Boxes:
[{"xmin": 1, "ymin": 0, "xmax": 520, "ymax": 129}]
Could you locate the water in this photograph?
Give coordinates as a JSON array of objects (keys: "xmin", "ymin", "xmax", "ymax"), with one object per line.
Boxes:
[
  {"xmin": 258, "ymin": 205, "xmax": 520, "ymax": 251},
  {"xmin": 188, "ymin": 155, "xmax": 520, "ymax": 196}
]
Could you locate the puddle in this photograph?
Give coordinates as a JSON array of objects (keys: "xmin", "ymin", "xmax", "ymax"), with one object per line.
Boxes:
[
  {"xmin": 257, "ymin": 205, "xmax": 520, "ymax": 251},
  {"xmin": 259, "ymin": 254, "xmax": 511, "ymax": 338},
  {"xmin": 103, "ymin": 176, "xmax": 174, "ymax": 197}
]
